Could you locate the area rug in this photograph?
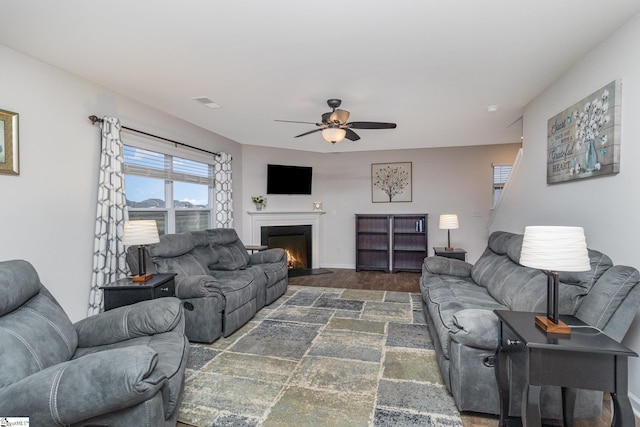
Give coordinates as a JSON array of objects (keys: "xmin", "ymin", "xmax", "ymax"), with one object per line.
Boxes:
[{"xmin": 177, "ymin": 285, "xmax": 463, "ymax": 427}]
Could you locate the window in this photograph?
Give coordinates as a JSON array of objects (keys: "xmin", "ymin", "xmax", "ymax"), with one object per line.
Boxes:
[
  {"xmin": 492, "ymin": 164, "xmax": 512, "ymax": 208},
  {"xmin": 124, "ymin": 145, "xmax": 215, "ymax": 234}
]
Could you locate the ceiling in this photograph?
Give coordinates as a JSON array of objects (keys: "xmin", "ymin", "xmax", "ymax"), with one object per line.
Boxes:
[{"xmin": 2, "ymin": 1, "xmax": 639, "ymax": 153}]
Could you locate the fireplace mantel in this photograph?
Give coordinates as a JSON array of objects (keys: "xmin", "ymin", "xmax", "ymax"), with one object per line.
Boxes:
[{"xmin": 248, "ymin": 210, "xmax": 325, "ymax": 268}]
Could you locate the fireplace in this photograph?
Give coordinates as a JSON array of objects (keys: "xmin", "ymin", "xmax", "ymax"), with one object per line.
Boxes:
[{"xmin": 261, "ymin": 225, "xmax": 312, "ymax": 271}]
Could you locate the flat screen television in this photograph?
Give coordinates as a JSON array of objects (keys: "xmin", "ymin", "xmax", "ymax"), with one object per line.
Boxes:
[{"xmin": 267, "ymin": 164, "xmax": 312, "ymax": 195}]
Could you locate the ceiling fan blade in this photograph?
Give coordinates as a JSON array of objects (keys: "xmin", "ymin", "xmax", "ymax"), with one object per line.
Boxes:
[
  {"xmin": 329, "ymin": 109, "xmax": 350, "ymax": 124},
  {"xmin": 294, "ymin": 128, "xmax": 323, "ymax": 138},
  {"xmin": 344, "ymin": 129, "xmax": 360, "ymax": 141},
  {"xmin": 275, "ymin": 119, "xmax": 318, "ymax": 125},
  {"xmin": 321, "ymin": 112, "xmax": 333, "ymax": 124},
  {"xmin": 348, "ymin": 121, "xmax": 397, "ymax": 130}
]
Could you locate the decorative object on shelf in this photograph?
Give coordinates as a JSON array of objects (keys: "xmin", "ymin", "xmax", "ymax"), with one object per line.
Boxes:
[
  {"xmin": 123, "ymin": 220, "xmax": 160, "ymax": 282},
  {"xmin": 519, "ymin": 226, "xmax": 590, "ymax": 334},
  {"xmin": 438, "ymin": 214, "xmax": 459, "ymax": 251},
  {"xmin": 313, "ymin": 201, "xmax": 322, "ymax": 211},
  {"xmin": 251, "ymin": 195, "xmax": 266, "ymax": 211},
  {"xmin": 371, "ymin": 162, "xmax": 412, "ymax": 202},
  {"xmin": 547, "ymin": 80, "xmax": 621, "ymax": 184},
  {"xmin": 0, "ymin": 109, "xmax": 19, "ymax": 175}
]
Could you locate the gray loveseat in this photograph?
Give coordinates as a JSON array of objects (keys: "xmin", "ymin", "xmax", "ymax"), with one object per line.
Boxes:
[
  {"xmin": 420, "ymin": 231, "xmax": 640, "ymax": 419},
  {"xmin": 128, "ymin": 228, "xmax": 288, "ymax": 343},
  {"xmin": 0, "ymin": 259, "xmax": 189, "ymax": 426}
]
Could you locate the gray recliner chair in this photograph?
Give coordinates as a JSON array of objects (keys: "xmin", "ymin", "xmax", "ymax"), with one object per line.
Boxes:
[{"xmin": 0, "ymin": 259, "xmax": 189, "ymax": 426}]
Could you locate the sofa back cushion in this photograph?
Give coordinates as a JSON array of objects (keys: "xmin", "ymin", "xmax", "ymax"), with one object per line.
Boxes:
[
  {"xmin": 149, "ymin": 233, "xmax": 209, "ymax": 277},
  {"xmin": 576, "ymin": 265, "xmax": 640, "ymax": 329},
  {"xmin": 0, "ymin": 260, "xmax": 78, "ymax": 388},
  {"xmin": 206, "ymin": 229, "xmax": 250, "ymax": 270},
  {"xmin": 190, "ymin": 230, "xmax": 219, "ymax": 268},
  {"xmin": 472, "ymin": 232, "xmax": 607, "ymax": 314}
]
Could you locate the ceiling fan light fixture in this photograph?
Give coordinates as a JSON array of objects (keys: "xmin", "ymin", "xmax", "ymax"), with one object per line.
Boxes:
[{"xmin": 322, "ymin": 127, "xmax": 347, "ymax": 143}]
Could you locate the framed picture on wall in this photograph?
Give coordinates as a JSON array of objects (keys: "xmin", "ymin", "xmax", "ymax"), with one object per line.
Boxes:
[
  {"xmin": 371, "ymin": 162, "xmax": 412, "ymax": 202},
  {"xmin": 0, "ymin": 109, "xmax": 19, "ymax": 176},
  {"xmin": 547, "ymin": 80, "xmax": 621, "ymax": 184}
]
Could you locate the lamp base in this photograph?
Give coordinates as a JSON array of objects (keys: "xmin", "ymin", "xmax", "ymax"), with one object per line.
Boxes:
[
  {"xmin": 132, "ymin": 273, "xmax": 153, "ymax": 282},
  {"xmin": 535, "ymin": 315, "xmax": 571, "ymax": 335},
  {"xmin": 445, "ymin": 246, "xmax": 454, "ymax": 251}
]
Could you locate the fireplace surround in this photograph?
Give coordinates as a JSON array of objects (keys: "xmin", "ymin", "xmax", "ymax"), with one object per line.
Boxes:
[{"xmin": 248, "ymin": 210, "xmax": 325, "ymax": 269}]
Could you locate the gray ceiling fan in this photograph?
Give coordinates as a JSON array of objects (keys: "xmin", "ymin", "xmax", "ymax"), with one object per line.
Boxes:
[{"xmin": 276, "ymin": 99, "xmax": 397, "ymax": 143}]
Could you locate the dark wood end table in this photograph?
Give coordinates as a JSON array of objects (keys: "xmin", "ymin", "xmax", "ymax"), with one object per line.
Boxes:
[
  {"xmin": 100, "ymin": 273, "xmax": 176, "ymax": 310},
  {"xmin": 494, "ymin": 310, "xmax": 637, "ymax": 427},
  {"xmin": 433, "ymin": 247, "xmax": 467, "ymax": 261}
]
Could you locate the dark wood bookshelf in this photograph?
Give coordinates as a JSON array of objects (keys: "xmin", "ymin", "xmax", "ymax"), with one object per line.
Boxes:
[{"xmin": 355, "ymin": 214, "xmax": 428, "ymax": 273}]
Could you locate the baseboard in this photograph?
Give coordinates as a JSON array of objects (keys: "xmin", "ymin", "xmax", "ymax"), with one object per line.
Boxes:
[
  {"xmin": 319, "ymin": 263, "xmax": 354, "ymax": 269},
  {"xmin": 630, "ymin": 390, "xmax": 640, "ymax": 417}
]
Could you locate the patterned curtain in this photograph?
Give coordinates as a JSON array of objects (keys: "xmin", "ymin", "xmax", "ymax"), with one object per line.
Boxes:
[
  {"xmin": 87, "ymin": 117, "xmax": 128, "ymax": 316},
  {"xmin": 214, "ymin": 152, "xmax": 233, "ymax": 228}
]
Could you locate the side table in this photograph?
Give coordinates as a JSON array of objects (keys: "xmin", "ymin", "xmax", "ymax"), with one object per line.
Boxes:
[
  {"xmin": 245, "ymin": 244, "xmax": 268, "ymax": 253},
  {"xmin": 433, "ymin": 247, "xmax": 466, "ymax": 261},
  {"xmin": 494, "ymin": 310, "xmax": 637, "ymax": 427},
  {"xmin": 100, "ymin": 273, "xmax": 176, "ymax": 311}
]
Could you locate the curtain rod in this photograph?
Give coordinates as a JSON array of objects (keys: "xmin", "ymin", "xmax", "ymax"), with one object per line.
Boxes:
[{"xmin": 88, "ymin": 115, "xmax": 220, "ymax": 157}]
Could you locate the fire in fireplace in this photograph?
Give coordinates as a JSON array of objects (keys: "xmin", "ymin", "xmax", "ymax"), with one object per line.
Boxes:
[{"xmin": 261, "ymin": 225, "xmax": 312, "ymax": 271}]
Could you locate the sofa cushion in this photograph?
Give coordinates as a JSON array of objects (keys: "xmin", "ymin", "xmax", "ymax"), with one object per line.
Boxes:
[
  {"xmin": 149, "ymin": 233, "xmax": 195, "ymax": 258},
  {"xmin": 472, "ymin": 246, "xmax": 591, "ymax": 314},
  {"xmin": 423, "ymin": 276, "xmax": 506, "ymax": 359},
  {"xmin": 0, "ymin": 292, "xmax": 78, "ymax": 388},
  {"xmin": 73, "ymin": 330, "xmax": 189, "ymax": 418},
  {"xmin": 153, "ymin": 253, "xmax": 209, "ymax": 277},
  {"xmin": 150, "ymin": 233, "xmax": 209, "ymax": 277},
  {"xmin": 206, "ymin": 229, "xmax": 250, "ymax": 270},
  {"xmin": 190, "ymin": 230, "xmax": 219, "ymax": 268},
  {"xmin": 558, "ymin": 249, "xmax": 613, "ymax": 293},
  {"xmin": 576, "ymin": 265, "xmax": 640, "ymax": 328},
  {"xmin": 0, "ymin": 259, "xmax": 42, "ymax": 316}
]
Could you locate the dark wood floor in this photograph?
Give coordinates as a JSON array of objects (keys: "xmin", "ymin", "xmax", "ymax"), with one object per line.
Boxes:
[
  {"xmin": 290, "ymin": 268, "xmax": 637, "ymax": 427},
  {"xmin": 288, "ymin": 268, "xmax": 421, "ymax": 293}
]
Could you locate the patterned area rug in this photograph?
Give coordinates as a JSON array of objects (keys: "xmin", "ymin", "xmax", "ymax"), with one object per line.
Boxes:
[{"xmin": 178, "ymin": 285, "xmax": 463, "ymax": 427}]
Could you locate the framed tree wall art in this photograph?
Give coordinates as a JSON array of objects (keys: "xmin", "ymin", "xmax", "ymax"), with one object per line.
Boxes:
[
  {"xmin": 0, "ymin": 109, "xmax": 19, "ymax": 175},
  {"xmin": 371, "ymin": 162, "xmax": 412, "ymax": 202},
  {"xmin": 547, "ymin": 80, "xmax": 621, "ymax": 184}
]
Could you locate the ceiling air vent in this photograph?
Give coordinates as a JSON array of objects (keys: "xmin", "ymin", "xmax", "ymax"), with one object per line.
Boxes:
[{"xmin": 191, "ymin": 96, "xmax": 221, "ymax": 109}]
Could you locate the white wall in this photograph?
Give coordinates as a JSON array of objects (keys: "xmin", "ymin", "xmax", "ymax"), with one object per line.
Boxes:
[
  {"xmin": 0, "ymin": 45, "xmax": 242, "ymax": 322},
  {"xmin": 490, "ymin": 15, "xmax": 640, "ymax": 412},
  {"xmin": 241, "ymin": 143, "xmax": 521, "ymax": 268}
]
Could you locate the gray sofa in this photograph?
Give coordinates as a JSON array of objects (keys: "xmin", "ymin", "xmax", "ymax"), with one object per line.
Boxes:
[
  {"xmin": 128, "ymin": 228, "xmax": 288, "ymax": 343},
  {"xmin": 420, "ymin": 231, "xmax": 640, "ymax": 419},
  {"xmin": 0, "ymin": 259, "xmax": 189, "ymax": 426}
]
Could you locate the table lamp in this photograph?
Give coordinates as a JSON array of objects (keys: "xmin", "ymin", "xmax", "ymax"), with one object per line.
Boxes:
[
  {"xmin": 439, "ymin": 214, "xmax": 459, "ymax": 251},
  {"xmin": 123, "ymin": 220, "xmax": 160, "ymax": 282},
  {"xmin": 519, "ymin": 226, "xmax": 590, "ymax": 334}
]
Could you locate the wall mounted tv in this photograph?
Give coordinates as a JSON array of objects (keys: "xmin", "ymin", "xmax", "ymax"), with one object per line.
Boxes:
[{"xmin": 267, "ymin": 164, "xmax": 312, "ymax": 195}]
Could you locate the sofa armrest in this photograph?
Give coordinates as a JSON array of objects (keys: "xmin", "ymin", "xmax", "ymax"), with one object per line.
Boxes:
[
  {"xmin": 449, "ymin": 309, "xmax": 500, "ymax": 350},
  {"xmin": 0, "ymin": 346, "xmax": 165, "ymax": 425},
  {"xmin": 423, "ymin": 256, "xmax": 473, "ymax": 278},
  {"xmin": 75, "ymin": 297, "xmax": 183, "ymax": 348},
  {"xmin": 249, "ymin": 248, "xmax": 287, "ymax": 265},
  {"xmin": 175, "ymin": 274, "xmax": 224, "ymax": 298}
]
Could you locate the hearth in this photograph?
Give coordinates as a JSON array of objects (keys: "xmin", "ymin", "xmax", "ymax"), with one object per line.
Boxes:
[{"xmin": 261, "ymin": 225, "xmax": 312, "ymax": 271}]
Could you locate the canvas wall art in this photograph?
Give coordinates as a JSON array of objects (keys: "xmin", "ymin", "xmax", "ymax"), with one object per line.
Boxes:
[
  {"xmin": 371, "ymin": 162, "xmax": 412, "ymax": 202},
  {"xmin": 547, "ymin": 80, "xmax": 621, "ymax": 184}
]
